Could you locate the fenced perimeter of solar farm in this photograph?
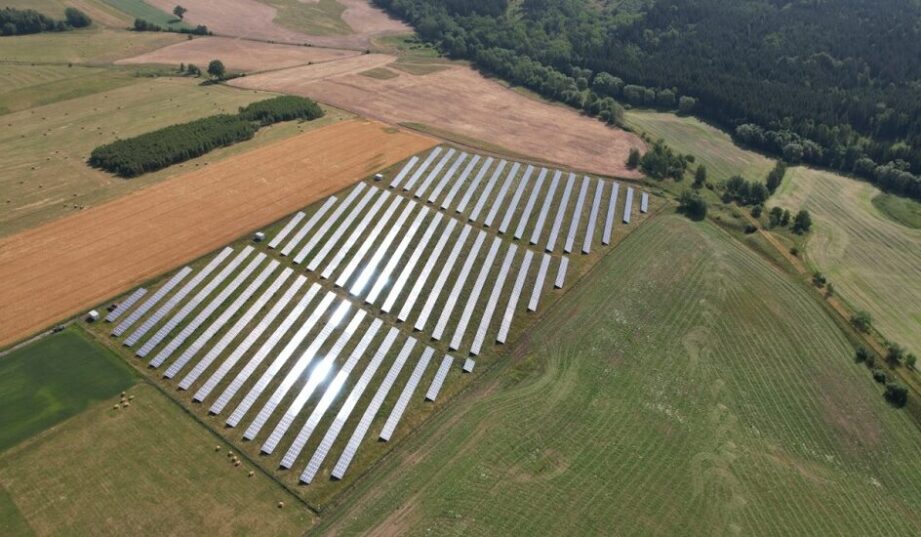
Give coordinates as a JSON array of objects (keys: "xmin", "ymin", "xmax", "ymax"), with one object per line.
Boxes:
[{"xmin": 86, "ymin": 146, "xmax": 655, "ymax": 507}]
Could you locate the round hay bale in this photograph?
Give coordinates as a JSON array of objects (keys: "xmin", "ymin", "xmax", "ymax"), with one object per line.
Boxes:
[
  {"xmin": 277, "ymin": 501, "xmax": 284, "ymax": 509},
  {"xmin": 113, "ymin": 405, "xmax": 120, "ymax": 410},
  {"xmin": 227, "ymin": 451, "xmax": 233, "ymax": 458},
  {"xmin": 248, "ymin": 471, "xmax": 255, "ymax": 478},
  {"xmin": 121, "ymin": 402, "xmax": 128, "ymax": 408},
  {"xmin": 234, "ymin": 461, "xmax": 241, "ymax": 467},
  {"xmin": 128, "ymin": 395, "xmax": 134, "ymax": 401},
  {"xmin": 215, "ymin": 445, "xmax": 221, "ymax": 451}
]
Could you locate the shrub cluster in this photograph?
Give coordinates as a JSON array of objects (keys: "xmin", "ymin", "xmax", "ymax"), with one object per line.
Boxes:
[
  {"xmin": 238, "ymin": 96, "xmax": 324, "ymax": 125},
  {"xmin": 89, "ymin": 96, "xmax": 325, "ymax": 178},
  {"xmin": 133, "ymin": 18, "xmax": 209, "ymax": 35},
  {"xmin": 1, "ymin": 7, "xmax": 90, "ymax": 35}
]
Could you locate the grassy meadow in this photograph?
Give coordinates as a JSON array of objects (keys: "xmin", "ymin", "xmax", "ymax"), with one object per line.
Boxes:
[
  {"xmin": 100, "ymin": 0, "xmax": 190, "ymax": 29},
  {"xmin": 772, "ymin": 167, "xmax": 921, "ymax": 357},
  {"xmin": 0, "ymin": 327, "xmax": 135, "ymax": 452},
  {"xmin": 259, "ymin": 0, "xmax": 350, "ymax": 35},
  {"xmin": 0, "ymin": 28, "xmax": 183, "ymax": 64},
  {"xmin": 315, "ymin": 214, "xmax": 921, "ymax": 536}
]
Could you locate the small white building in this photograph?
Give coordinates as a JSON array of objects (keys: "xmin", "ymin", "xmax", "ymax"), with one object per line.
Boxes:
[
  {"xmin": 86, "ymin": 310, "xmax": 100, "ymax": 322},
  {"xmin": 373, "ymin": 173, "xmax": 384, "ymax": 181},
  {"xmin": 253, "ymin": 231, "xmax": 265, "ymax": 242}
]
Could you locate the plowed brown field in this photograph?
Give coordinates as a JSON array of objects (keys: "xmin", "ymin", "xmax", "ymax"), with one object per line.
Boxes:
[{"xmin": 0, "ymin": 119, "xmax": 436, "ymax": 347}]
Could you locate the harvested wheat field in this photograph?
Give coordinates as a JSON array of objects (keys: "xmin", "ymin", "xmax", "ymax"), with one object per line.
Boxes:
[
  {"xmin": 145, "ymin": 0, "xmax": 407, "ymax": 49},
  {"xmin": 0, "ymin": 119, "xmax": 436, "ymax": 347},
  {"xmin": 231, "ymin": 62, "xmax": 645, "ymax": 177},
  {"xmin": 116, "ymin": 36, "xmax": 359, "ymax": 73}
]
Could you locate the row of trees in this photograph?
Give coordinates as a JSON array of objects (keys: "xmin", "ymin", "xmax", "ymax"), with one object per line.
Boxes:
[
  {"xmin": 1, "ymin": 7, "xmax": 90, "ymax": 36},
  {"xmin": 89, "ymin": 96, "xmax": 325, "ymax": 177},
  {"xmin": 133, "ymin": 18, "xmax": 209, "ymax": 35},
  {"xmin": 371, "ymin": 0, "xmax": 921, "ymax": 203}
]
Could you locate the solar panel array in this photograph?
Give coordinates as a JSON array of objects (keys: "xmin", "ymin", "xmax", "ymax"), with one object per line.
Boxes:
[{"xmin": 99, "ymin": 146, "xmax": 653, "ymax": 488}]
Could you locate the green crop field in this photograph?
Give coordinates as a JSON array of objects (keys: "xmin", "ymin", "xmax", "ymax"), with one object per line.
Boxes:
[
  {"xmin": 0, "ymin": 64, "xmax": 137, "ymax": 114},
  {"xmin": 0, "ymin": 28, "xmax": 183, "ymax": 64},
  {"xmin": 315, "ymin": 214, "xmax": 921, "ymax": 536},
  {"xmin": 772, "ymin": 167, "xmax": 921, "ymax": 357},
  {"xmin": 0, "ymin": 328, "xmax": 135, "ymax": 453},
  {"xmin": 258, "ymin": 0, "xmax": 350, "ymax": 36},
  {"xmin": 100, "ymin": 0, "xmax": 190, "ymax": 29},
  {"xmin": 625, "ymin": 109, "xmax": 776, "ymax": 184},
  {"xmin": 0, "ymin": 382, "xmax": 315, "ymax": 536}
]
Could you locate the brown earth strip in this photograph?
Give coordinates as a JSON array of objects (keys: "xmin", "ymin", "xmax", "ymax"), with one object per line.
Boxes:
[{"xmin": 0, "ymin": 119, "xmax": 437, "ymax": 348}]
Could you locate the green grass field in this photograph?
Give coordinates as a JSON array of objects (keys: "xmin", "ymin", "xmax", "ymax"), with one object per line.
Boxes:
[
  {"xmin": 0, "ymin": 64, "xmax": 137, "ymax": 114},
  {"xmin": 315, "ymin": 213, "xmax": 921, "ymax": 536},
  {"xmin": 258, "ymin": 0, "xmax": 350, "ymax": 36},
  {"xmin": 0, "ymin": 328, "xmax": 135, "ymax": 453},
  {"xmin": 871, "ymin": 192, "xmax": 921, "ymax": 229},
  {"xmin": 772, "ymin": 167, "xmax": 921, "ymax": 357},
  {"xmin": 625, "ymin": 110, "xmax": 776, "ymax": 184},
  {"xmin": 0, "ymin": 28, "xmax": 183, "ymax": 64},
  {"xmin": 0, "ymin": 382, "xmax": 315, "ymax": 536},
  {"xmin": 100, "ymin": 0, "xmax": 190, "ymax": 29}
]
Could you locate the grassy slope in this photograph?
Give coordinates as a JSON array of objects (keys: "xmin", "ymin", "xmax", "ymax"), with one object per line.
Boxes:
[
  {"xmin": 0, "ymin": 328, "xmax": 136, "ymax": 452},
  {"xmin": 871, "ymin": 192, "xmax": 921, "ymax": 229},
  {"xmin": 625, "ymin": 109, "xmax": 775, "ymax": 183},
  {"xmin": 100, "ymin": 0, "xmax": 190, "ymax": 29},
  {"xmin": 0, "ymin": 28, "xmax": 183, "ymax": 64},
  {"xmin": 0, "ymin": 64, "xmax": 137, "ymax": 114},
  {"xmin": 316, "ymin": 214, "xmax": 921, "ymax": 536},
  {"xmin": 258, "ymin": 0, "xmax": 350, "ymax": 36},
  {"xmin": 772, "ymin": 167, "xmax": 921, "ymax": 357},
  {"xmin": 0, "ymin": 383, "xmax": 315, "ymax": 536}
]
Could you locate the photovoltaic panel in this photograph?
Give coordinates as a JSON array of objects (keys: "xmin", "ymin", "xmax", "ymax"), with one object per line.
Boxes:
[
  {"xmin": 431, "ymin": 230, "xmax": 487, "ymax": 340},
  {"xmin": 380, "ymin": 213, "xmax": 445, "ymax": 313},
  {"xmin": 470, "ymin": 244, "xmax": 516, "ymax": 355},
  {"xmin": 179, "ymin": 269, "xmax": 296, "ymax": 390},
  {"xmin": 261, "ymin": 310, "xmax": 366, "ymax": 454},
  {"xmin": 398, "ymin": 219, "xmax": 462, "ymax": 324},
  {"xmin": 498, "ymin": 164, "xmax": 534, "ymax": 234},
  {"xmin": 582, "ymin": 180, "xmax": 604, "ymax": 254},
  {"xmin": 555, "ymin": 256, "xmax": 569, "ymax": 289},
  {"xmin": 136, "ymin": 247, "xmax": 252, "ymax": 358},
  {"xmin": 563, "ymin": 176, "xmax": 590, "ymax": 254},
  {"xmin": 349, "ymin": 202, "xmax": 419, "ymax": 295},
  {"xmin": 410, "ymin": 222, "xmax": 468, "ymax": 328},
  {"xmin": 469, "ymin": 160, "xmax": 507, "ymax": 222},
  {"xmin": 200, "ymin": 280, "xmax": 317, "ymax": 408},
  {"xmin": 528, "ymin": 254, "xmax": 551, "ymax": 312},
  {"xmin": 440, "ymin": 154, "xmax": 480, "ymax": 210},
  {"xmin": 602, "ymin": 182, "xmax": 620, "ymax": 246},
  {"xmin": 269, "ymin": 211, "xmax": 304, "ymax": 250},
  {"xmin": 326, "ymin": 334, "xmax": 412, "ymax": 482},
  {"xmin": 123, "ymin": 247, "xmax": 232, "ymax": 346},
  {"xmin": 113, "ymin": 267, "xmax": 191, "ymax": 336},
  {"xmin": 303, "ymin": 186, "xmax": 378, "ymax": 270},
  {"xmin": 148, "ymin": 251, "xmax": 265, "ymax": 366},
  {"xmin": 226, "ymin": 292, "xmax": 337, "ymax": 428},
  {"xmin": 483, "ymin": 162, "xmax": 521, "ymax": 228},
  {"xmin": 317, "ymin": 189, "xmax": 391, "ymax": 278},
  {"xmin": 105, "ymin": 288, "xmax": 146, "ymax": 322},
  {"xmin": 530, "ymin": 170, "xmax": 561, "ymax": 245},
  {"xmin": 161, "ymin": 258, "xmax": 279, "ymax": 376},
  {"xmin": 413, "ymin": 148, "xmax": 456, "ymax": 199},
  {"xmin": 546, "ymin": 173, "xmax": 575, "ymax": 252},
  {"xmin": 402, "ymin": 147, "xmax": 443, "ymax": 191},
  {"xmin": 641, "ymin": 191, "xmax": 649, "ymax": 213},
  {"xmin": 426, "ymin": 151, "xmax": 467, "ymax": 204},
  {"xmin": 497, "ymin": 249, "xmax": 533, "ymax": 344},
  {"xmin": 388, "ymin": 155, "xmax": 420, "ymax": 189},
  {"xmin": 366, "ymin": 210, "xmax": 434, "ymax": 305},
  {"xmin": 449, "ymin": 236, "xmax": 501, "ymax": 351},
  {"xmin": 425, "ymin": 354, "xmax": 453, "ymax": 401},
  {"xmin": 514, "ymin": 167, "xmax": 548, "ymax": 240},
  {"xmin": 293, "ymin": 182, "xmax": 367, "ymax": 264},
  {"xmin": 331, "ymin": 195, "xmax": 404, "ymax": 286},
  {"xmin": 281, "ymin": 197, "xmax": 337, "ymax": 257},
  {"xmin": 280, "ymin": 319, "xmax": 384, "ymax": 470},
  {"xmin": 242, "ymin": 300, "xmax": 350, "ymax": 439},
  {"xmin": 455, "ymin": 156, "xmax": 493, "ymax": 214},
  {"xmin": 462, "ymin": 358, "xmax": 475, "ymax": 373},
  {"xmin": 379, "ymin": 347, "xmax": 433, "ymax": 441},
  {"xmin": 623, "ymin": 187, "xmax": 634, "ymax": 224}
]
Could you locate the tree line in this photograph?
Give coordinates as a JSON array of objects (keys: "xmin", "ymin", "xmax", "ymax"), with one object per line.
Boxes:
[
  {"xmin": 372, "ymin": 0, "xmax": 921, "ymax": 202},
  {"xmin": 133, "ymin": 18, "xmax": 209, "ymax": 35},
  {"xmin": 89, "ymin": 96, "xmax": 325, "ymax": 178},
  {"xmin": 1, "ymin": 7, "xmax": 91, "ymax": 36}
]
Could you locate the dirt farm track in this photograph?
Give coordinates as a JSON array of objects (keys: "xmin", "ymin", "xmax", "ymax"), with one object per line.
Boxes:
[{"xmin": 0, "ymin": 119, "xmax": 436, "ymax": 348}]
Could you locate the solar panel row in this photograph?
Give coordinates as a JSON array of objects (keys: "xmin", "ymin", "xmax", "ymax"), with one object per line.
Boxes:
[
  {"xmin": 564, "ymin": 176, "xmax": 590, "ymax": 254},
  {"xmin": 432, "ymin": 230, "xmax": 487, "ymax": 340},
  {"xmin": 410, "ymin": 222, "xmax": 466, "ymax": 329},
  {"xmin": 330, "ymin": 337, "xmax": 415, "ymax": 480},
  {"xmin": 388, "ymin": 155, "xmax": 420, "ymax": 189},
  {"xmin": 280, "ymin": 197, "xmax": 336, "ymax": 257},
  {"xmin": 105, "ymin": 287, "xmax": 147, "ymax": 322},
  {"xmin": 498, "ymin": 249, "xmax": 534, "ymax": 343},
  {"xmin": 455, "ymin": 156, "xmax": 493, "ymax": 214},
  {"xmin": 316, "ymin": 189, "xmax": 390, "ymax": 277},
  {"xmin": 530, "ymin": 170, "xmax": 561, "ymax": 245},
  {"xmin": 377, "ymin": 213, "xmax": 443, "ymax": 311},
  {"xmin": 641, "ymin": 191, "xmax": 650, "ymax": 213},
  {"xmin": 123, "ymin": 247, "xmax": 233, "ymax": 347},
  {"xmin": 360, "ymin": 207, "xmax": 429, "ymax": 302},
  {"xmin": 147, "ymin": 251, "xmax": 265, "ymax": 366},
  {"xmin": 379, "ymin": 346, "xmax": 433, "ymax": 441},
  {"xmin": 427, "ymin": 151, "xmax": 467, "ymax": 204},
  {"xmin": 546, "ymin": 173, "xmax": 575, "ymax": 253},
  {"xmin": 623, "ymin": 187, "xmax": 634, "ymax": 224},
  {"xmin": 293, "ymin": 183, "xmax": 367, "ymax": 265},
  {"xmin": 499, "ymin": 164, "xmax": 534, "ymax": 234},
  {"xmin": 583, "ymin": 180, "xmax": 605, "ymax": 254},
  {"xmin": 280, "ymin": 319, "xmax": 385, "ymax": 470},
  {"xmin": 440, "ymin": 154, "xmax": 480, "ymax": 210},
  {"xmin": 136, "ymin": 247, "xmax": 252, "ymax": 358},
  {"xmin": 602, "ymin": 182, "xmax": 620, "ymax": 246},
  {"xmin": 462, "ymin": 358, "xmax": 475, "ymax": 373},
  {"xmin": 330, "ymin": 194, "xmax": 404, "ymax": 285},
  {"xmin": 469, "ymin": 160, "xmax": 507, "ymax": 222},
  {"xmin": 514, "ymin": 168, "xmax": 548, "ymax": 240},
  {"xmin": 413, "ymin": 148, "xmax": 456, "ymax": 199},
  {"xmin": 403, "ymin": 147, "xmax": 442, "ymax": 191},
  {"xmin": 113, "ymin": 267, "xmax": 191, "ymax": 336},
  {"xmin": 483, "ymin": 162, "xmax": 521, "ymax": 228},
  {"xmin": 470, "ymin": 244, "xmax": 516, "ymax": 355},
  {"xmin": 425, "ymin": 354, "xmax": 453, "ymax": 401},
  {"xmin": 528, "ymin": 253, "xmax": 551, "ymax": 312},
  {"xmin": 450, "ymin": 236, "xmax": 502, "ymax": 351},
  {"xmin": 555, "ymin": 256, "xmax": 569, "ymax": 289},
  {"xmin": 267, "ymin": 211, "xmax": 304, "ymax": 249},
  {"xmin": 349, "ymin": 201, "xmax": 421, "ymax": 295}
]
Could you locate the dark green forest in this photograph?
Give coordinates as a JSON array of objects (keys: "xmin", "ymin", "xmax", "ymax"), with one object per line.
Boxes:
[
  {"xmin": 1, "ymin": 7, "xmax": 91, "ymax": 35},
  {"xmin": 373, "ymin": 0, "xmax": 921, "ymax": 200}
]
